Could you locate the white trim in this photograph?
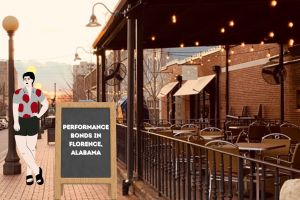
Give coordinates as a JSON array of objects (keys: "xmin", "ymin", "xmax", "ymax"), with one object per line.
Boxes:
[
  {"xmin": 221, "ymin": 58, "xmax": 269, "ymax": 73},
  {"xmin": 161, "ymin": 46, "xmax": 222, "ymax": 71}
]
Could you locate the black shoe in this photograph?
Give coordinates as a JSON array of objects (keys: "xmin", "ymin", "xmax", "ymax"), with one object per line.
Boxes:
[
  {"xmin": 35, "ymin": 167, "xmax": 44, "ymax": 185},
  {"xmin": 26, "ymin": 175, "xmax": 34, "ymax": 185}
]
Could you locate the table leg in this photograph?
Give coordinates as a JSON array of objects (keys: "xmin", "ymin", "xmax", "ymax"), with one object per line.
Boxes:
[{"xmin": 256, "ymin": 162, "xmax": 260, "ymax": 200}]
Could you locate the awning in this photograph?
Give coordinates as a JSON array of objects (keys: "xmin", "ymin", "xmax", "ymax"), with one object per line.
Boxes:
[
  {"xmin": 157, "ymin": 81, "xmax": 178, "ymax": 98},
  {"xmin": 174, "ymin": 74, "xmax": 215, "ymax": 96}
]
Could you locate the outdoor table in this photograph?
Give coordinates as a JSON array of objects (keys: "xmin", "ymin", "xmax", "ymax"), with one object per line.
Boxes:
[
  {"xmin": 173, "ymin": 130, "xmax": 195, "ymax": 136},
  {"xmin": 144, "ymin": 126, "xmax": 170, "ymax": 130},
  {"xmin": 201, "ymin": 135, "xmax": 224, "ymax": 140},
  {"xmin": 235, "ymin": 143, "xmax": 286, "ymax": 199},
  {"xmin": 229, "ymin": 126, "xmax": 249, "ymax": 130}
]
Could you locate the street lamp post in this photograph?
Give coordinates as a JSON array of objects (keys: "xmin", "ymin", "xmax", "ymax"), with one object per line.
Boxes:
[{"xmin": 2, "ymin": 16, "xmax": 21, "ymax": 175}]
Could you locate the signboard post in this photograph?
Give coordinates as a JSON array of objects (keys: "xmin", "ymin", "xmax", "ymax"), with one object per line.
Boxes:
[{"xmin": 55, "ymin": 102, "xmax": 117, "ymax": 200}]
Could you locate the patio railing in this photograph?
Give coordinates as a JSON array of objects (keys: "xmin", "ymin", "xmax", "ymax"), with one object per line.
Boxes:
[{"xmin": 117, "ymin": 124, "xmax": 300, "ymax": 200}]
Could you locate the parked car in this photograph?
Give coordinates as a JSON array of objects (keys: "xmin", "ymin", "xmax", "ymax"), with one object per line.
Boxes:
[{"xmin": 45, "ymin": 116, "xmax": 55, "ymax": 129}]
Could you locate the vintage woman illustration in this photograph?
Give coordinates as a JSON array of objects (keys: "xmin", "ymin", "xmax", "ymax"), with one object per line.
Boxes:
[{"xmin": 13, "ymin": 71, "xmax": 49, "ymax": 185}]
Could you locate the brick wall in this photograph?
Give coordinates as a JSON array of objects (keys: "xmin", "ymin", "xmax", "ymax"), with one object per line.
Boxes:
[{"xmin": 161, "ymin": 43, "xmax": 300, "ymax": 125}]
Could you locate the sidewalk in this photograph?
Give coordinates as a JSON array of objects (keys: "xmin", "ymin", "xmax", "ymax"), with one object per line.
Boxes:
[{"xmin": 0, "ymin": 130, "xmax": 139, "ymax": 200}]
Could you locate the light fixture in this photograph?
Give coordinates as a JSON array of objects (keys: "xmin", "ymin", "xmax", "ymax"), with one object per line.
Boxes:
[
  {"xmin": 172, "ymin": 15, "xmax": 176, "ymax": 23},
  {"xmin": 208, "ymin": 59, "xmax": 210, "ymax": 62},
  {"xmin": 289, "ymin": 22, "xmax": 294, "ymax": 28},
  {"xmin": 154, "ymin": 53, "xmax": 157, "ymax": 60},
  {"xmin": 74, "ymin": 46, "xmax": 93, "ymax": 61},
  {"xmin": 271, "ymin": 0, "xmax": 277, "ymax": 7},
  {"xmin": 228, "ymin": 55, "xmax": 231, "ymax": 63},
  {"xmin": 166, "ymin": 53, "xmax": 170, "ymax": 59},
  {"xmin": 289, "ymin": 39, "xmax": 294, "ymax": 46},
  {"xmin": 180, "ymin": 43, "xmax": 184, "ymax": 48},
  {"xmin": 152, "ymin": 36, "xmax": 155, "ymax": 41},
  {"xmin": 261, "ymin": 41, "xmax": 264, "ymax": 45},
  {"xmin": 267, "ymin": 49, "xmax": 271, "ymax": 57},
  {"xmin": 86, "ymin": 3, "xmax": 123, "ymax": 27},
  {"xmin": 269, "ymin": 32, "xmax": 274, "ymax": 38},
  {"xmin": 199, "ymin": 55, "xmax": 202, "ymax": 59},
  {"xmin": 231, "ymin": 50, "xmax": 235, "ymax": 54},
  {"xmin": 250, "ymin": 45, "xmax": 254, "ymax": 52},
  {"xmin": 121, "ymin": 49, "xmax": 124, "ymax": 52},
  {"xmin": 195, "ymin": 41, "xmax": 199, "ymax": 46},
  {"xmin": 221, "ymin": 28, "xmax": 225, "ymax": 33},
  {"xmin": 241, "ymin": 42, "xmax": 245, "ymax": 47},
  {"xmin": 221, "ymin": 47, "xmax": 225, "ymax": 52},
  {"xmin": 229, "ymin": 20, "xmax": 234, "ymax": 27}
]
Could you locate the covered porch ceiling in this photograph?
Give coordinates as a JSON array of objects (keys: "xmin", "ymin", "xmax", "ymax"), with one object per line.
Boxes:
[{"xmin": 93, "ymin": 0, "xmax": 300, "ymax": 50}]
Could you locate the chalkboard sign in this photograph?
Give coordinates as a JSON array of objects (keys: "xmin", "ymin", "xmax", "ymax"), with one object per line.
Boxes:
[
  {"xmin": 55, "ymin": 102, "xmax": 117, "ymax": 200},
  {"xmin": 61, "ymin": 108, "xmax": 110, "ymax": 178}
]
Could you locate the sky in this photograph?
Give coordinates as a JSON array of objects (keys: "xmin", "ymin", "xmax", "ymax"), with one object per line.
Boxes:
[{"xmin": 0, "ymin": 0, "xmax": 119, "ymax": 93}]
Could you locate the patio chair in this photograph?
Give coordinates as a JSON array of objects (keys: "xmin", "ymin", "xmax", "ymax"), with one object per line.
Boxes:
[
  {"xmin": 171, "ymin": 135, "xmax": 190, "ymax": 179},
  {"xmin": 170, "ymin": 124, "xmax": 182, "ymax": 130},
  {"xmin": 188, "ymin": 135, "xmax": 206, "ymax": 172},
  {"xmin": 200, "ymin": 127, "xmax": 223, "ymax": 143},
  {"xmin": 157, "ymin": 121, "xmax": 172, "ymax": 127},
  {"xmin": 205, "ymin": 140, "xmax": 250, "ymax": 199},
  {"xmin": 267, "ymin": 123, "xmax": 281, "ymax": 134},
  {"xmin": 181, "ymin": 124, "xmax": 198, "ymax": 128},
  {"xmin": 264, "ymin": 143, "xmax": 300, "ymax": 180},
  {"xmin": 280, "ymin": 123, "xmax": 300, "ymax": 151},
  {"xmin": 143, "ymin": 122, "xmax": 153, "ymax": 127},
  {"xmin": 260, "ymin": 133, "xmax": 291, "ymax": 164},
  {"xmin": 225, "ymin": 121, "xmax": 243, "ymax": 143},
  {"xmin": 247, "ymin": 122, "xmax": 269, "ymax": 143}
]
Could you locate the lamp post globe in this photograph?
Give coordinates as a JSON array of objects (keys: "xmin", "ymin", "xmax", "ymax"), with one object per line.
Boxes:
[
  {"xmin": 2, "ymin": 15, "xmax": 21, "ymax": 175},
  {"xmin": 2, "ymin": 16, "xmax": 19, "ymax": 32}
]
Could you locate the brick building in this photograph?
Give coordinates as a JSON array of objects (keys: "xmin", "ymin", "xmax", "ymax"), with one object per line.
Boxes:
[{"xmin": 160, "ymin": 43, "xmax": 300, "ymax": 126}]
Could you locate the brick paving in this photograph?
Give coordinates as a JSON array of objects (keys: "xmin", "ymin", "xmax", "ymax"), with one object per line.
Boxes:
[{"xmin": 0, "ymin": 130, "xmax": 139, "ymax": 200}]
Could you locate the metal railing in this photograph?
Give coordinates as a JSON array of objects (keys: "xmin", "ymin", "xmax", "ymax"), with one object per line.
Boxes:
[{"xmin": 117, "ymin": 124, "xmax": 300, "ymax": 200}]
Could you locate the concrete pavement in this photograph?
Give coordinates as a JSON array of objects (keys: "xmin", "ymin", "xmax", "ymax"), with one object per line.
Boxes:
[{"xmin": 0, "ymin": 129, "xmax": 139, "ymax": 200}]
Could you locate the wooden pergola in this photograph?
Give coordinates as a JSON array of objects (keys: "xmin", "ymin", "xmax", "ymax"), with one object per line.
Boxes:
[{"xmin": 90, "ymin": 0, "xmax": 300, "ymax": 185}]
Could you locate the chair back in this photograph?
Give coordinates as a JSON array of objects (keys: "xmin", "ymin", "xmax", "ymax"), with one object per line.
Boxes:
[
  {"xmin": 248, "ymin": 124, "xmax": 268, "ymax": 142},
  {"xmin": 267, "ymin": 124, "xmax": 281, "ymax": 134},
  {"xmin": 157, "ymin": 121, "xmax": 172, "ymax": 127},
  {"xmin": 170, "ymin": 124, "xmax": 182, "ymax": 130},
  {"xmin": 280, "ymin": 122, "xmax": 299, "ymax": 128},
  {"xmin": 260, "ymin": 133, "xmax": 291, "ymax": 160},
  {"xmin": 205, "ymin": 140, "xmax": 240, "ymax": 174},
  {"xmin": 200, "ymin": 127, "xmax": 223, "ymax": 136},
  {"xmin": 280, "ymin": 127, "xmax": 300, "ymax": 144},
  {"xmin": 182, "ymin": 127, "xmax": 199, "ymax": 135},
  {"xmin": 291, "ymin": 143, "xmax": 300, "ymax": 170},
  {"xmin": 235, "ymin": 131, "xmax": 248, "ymax": 143},
  {"xmin": 181, "ymin": 124, "xmax": 198, "ymax": 128},
  {"xmin": 188, "ymin": 135, "xmax": 206, "ymax": 157},
  {"xmin": 143, "ymin": 122, "xmax": 153, "ymax": 127}
]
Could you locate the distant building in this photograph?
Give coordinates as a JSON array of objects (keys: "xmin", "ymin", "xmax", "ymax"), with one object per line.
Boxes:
[
  {"xmin": 0, "ymin": 61, "xmax": 18, "ymax": 116},
  {"xmin": 73, "ymin": 61, "xmax": 95, "ymax": 102}
]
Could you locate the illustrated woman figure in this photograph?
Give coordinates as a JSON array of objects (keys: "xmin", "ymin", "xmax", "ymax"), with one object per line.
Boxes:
[{"xmin": 13, "ymin": 72, "xmax": 49, "ymax": 185}]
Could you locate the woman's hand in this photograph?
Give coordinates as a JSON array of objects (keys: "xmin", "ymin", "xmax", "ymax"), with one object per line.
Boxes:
[
  {"xmin": 32, "ymin": 113, "xmax": 41, "ymax": 118},
  {"xmin": 14, "ymin": 122, "xmax": 20, "ymax": 131}
]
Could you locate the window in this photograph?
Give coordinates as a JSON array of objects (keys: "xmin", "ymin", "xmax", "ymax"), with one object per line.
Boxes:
[{"xmin": 296, "ymin": 88, "xmax": 300, "ymax": 110}]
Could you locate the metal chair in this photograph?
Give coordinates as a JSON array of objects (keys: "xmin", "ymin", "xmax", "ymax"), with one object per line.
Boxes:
[
  {"xmin": 172, "ymin": 135, "xmax": 190, "ymax": 179},
  {"xmin": 225, "ymin": 121, "xmax": 243, "ymax": 143},
  {"xmin": 267, "ymin": 123, "xmax": 281, "ymax": 134},
  {"xmin": 157, "ymin": 121, "xmax": 172, "ymax": 127},
  {"xmin": 182, "ymin": 127, "xmax": 199, "ymax": 135},
  {"xmin": 181, "ymin": 124, "xmax": 198, "ymax": 128},
  {"xmin": 260, "ymin": 133, "xmax": 292, "ymax": 163},
  {"xmin": 248, "ymin": 122, "xmax": 269, "ymax": 143},
  {"xmin": 280, "ymin": 123, "xmax": 300, "ymax": 151},
  {"xmin": 170, "ymin": 124, "xmax": 182, "ymax": 130},
  {"xmin": 205, "ymin": 140, "xmax": 250, "ymax": 199}
]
